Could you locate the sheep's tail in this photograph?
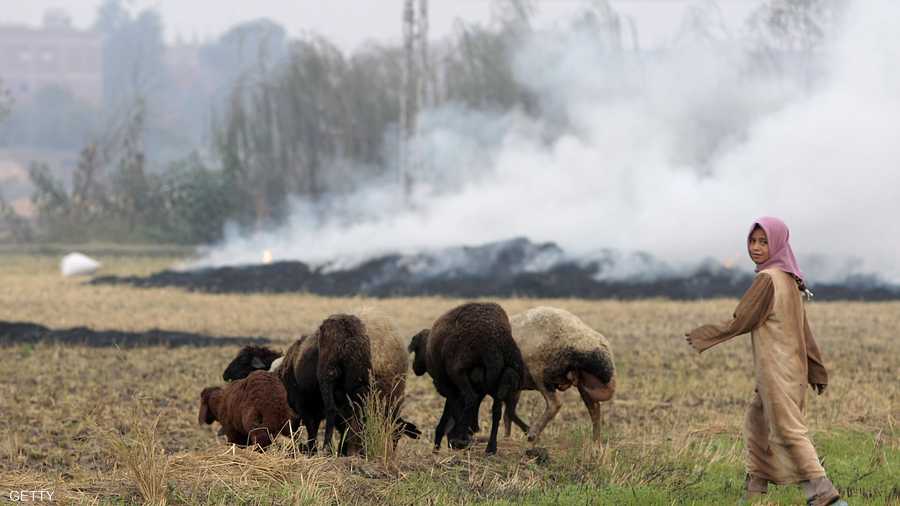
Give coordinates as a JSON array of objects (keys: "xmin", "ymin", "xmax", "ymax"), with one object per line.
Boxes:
[{"xmin": 496, "ymin": 367, "xmax": 521, "ymax": 401}]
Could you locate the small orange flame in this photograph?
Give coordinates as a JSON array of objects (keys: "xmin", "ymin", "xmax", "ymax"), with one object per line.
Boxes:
[
  {"xmin": 262, "ymin": 249, "xmax": 273, "ymax": 264},
  {"xmin": 722, "ymin": 252, "xmax": 742, "ymax": 270}
]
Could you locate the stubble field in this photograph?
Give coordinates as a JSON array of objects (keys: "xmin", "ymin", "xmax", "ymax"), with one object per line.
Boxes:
[{"xmin": 1, "ymin": 249, "xmax": 897, "ymax": 505}]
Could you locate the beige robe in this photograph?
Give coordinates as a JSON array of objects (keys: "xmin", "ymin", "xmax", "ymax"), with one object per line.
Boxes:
[{"xmin": 688, "ymin": 268, "xmax": 828, "ymax": 484}]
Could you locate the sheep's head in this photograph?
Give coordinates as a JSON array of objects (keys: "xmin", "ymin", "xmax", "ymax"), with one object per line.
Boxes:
[
  {"xmin": 550, "ymin": 348, "xmax": 616, "ymax": 402},
  {"xmin": 199, "ymin": 386, "xmax": 222, "ymax": 424},
  {"xmin": 577, "ymin": 372, "xmax": 616, "ymax": 402},
  {"xmin": 575, "ymin": 348, "xmax": 616, "ymax": 402},
  {"xmin": 223, "ymin": 345, "xmax": 282, "ymax": 381},
  {"xmin": 408, "ymin": 329, "xmax": 429, "ymax": 376}
]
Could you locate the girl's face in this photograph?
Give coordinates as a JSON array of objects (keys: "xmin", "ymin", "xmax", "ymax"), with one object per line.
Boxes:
[{"xmin": 748, "ymin": 227, "xmax": 770, "ymax": 265}]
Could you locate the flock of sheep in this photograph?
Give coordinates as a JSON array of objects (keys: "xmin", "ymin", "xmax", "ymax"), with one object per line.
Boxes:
[{"xmin": 199, "ymin": 303, "xmax": 616, "ymax": 456}]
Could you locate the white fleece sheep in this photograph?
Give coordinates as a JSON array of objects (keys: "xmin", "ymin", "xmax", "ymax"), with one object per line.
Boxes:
[
  {"xmin": 510, "ymin": 306, "xmax": 616, "ymax": 443},
  {"xmin": 354, "ymin": 307, "xmax": 419, "ymax": 438}
]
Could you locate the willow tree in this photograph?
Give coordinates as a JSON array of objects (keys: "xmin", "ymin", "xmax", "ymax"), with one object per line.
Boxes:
[{"xmin": 215, "ymin": 37, "xmax": 404, "ymax": 226}]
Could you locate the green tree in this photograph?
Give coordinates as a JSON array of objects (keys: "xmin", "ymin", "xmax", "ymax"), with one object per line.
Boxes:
[
  {"xmin": 158, "ymin": 155, "xmax": 237, "ymax": 244},
  {"xmin": 213, "ymin": 36, "xmax": 403, "ymax": 226}
]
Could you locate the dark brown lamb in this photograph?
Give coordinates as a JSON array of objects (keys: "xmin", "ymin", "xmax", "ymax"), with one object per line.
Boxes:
[{"xmin": 199, "ymin": 370, "xmax": 295, "ymax": 449}]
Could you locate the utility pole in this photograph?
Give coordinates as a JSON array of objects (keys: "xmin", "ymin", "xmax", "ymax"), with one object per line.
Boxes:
[
  {"xmin": 399, "ymin": 0, "xmax": 429, "ymax": 205},
  {"xmin": 399, "ymin": 0, "xmax": 416, "ymax": 203},
  {"xmin": 417, "ymin": 0, "xmax": 430, "ymax": 108}
]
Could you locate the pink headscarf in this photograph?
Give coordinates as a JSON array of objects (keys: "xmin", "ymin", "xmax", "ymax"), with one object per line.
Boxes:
[{"xmin": 748, "ymin": 216, "xmax": 805, "ymax": 284}]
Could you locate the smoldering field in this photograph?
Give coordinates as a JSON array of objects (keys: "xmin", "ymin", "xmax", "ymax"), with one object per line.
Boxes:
[{"xmin": 1, "ymin": 253, "xmax": 897, "ymax": 505}]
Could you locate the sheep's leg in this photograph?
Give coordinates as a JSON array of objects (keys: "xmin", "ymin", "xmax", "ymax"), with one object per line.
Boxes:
[
  {"xmin": 486, "ymin": 396, "xmax": 503, "ymax": 454},
  {"xmin": 301, "ymin": 416, "xmax": 321, "ymax": 455},
  {"xmin": 336, "ymin": 417, "xmax": 352, "ymax": 456},
  {"xmin": 319, "ymin": 370, "xmax": 340, "ymax": 454},
  {"xmin": 527, "ymin": 389, "xmax": 561, "ymax": 442},
  {"xmin": 468, "ymin": 368, "xmax": 484, "ymax": 434},
  {"xmin": 578, "ymin": 384, "xmax": 604, "ymax": 443},
  {"xmin": 470, "ymin": 412, "xmax": 481, "ymax": 434},
  {"xmin": 336, "ymin": 419, "xmax": 346, "ymax": 456},
  {"xmin": 433, "ymin": 398, "xmax": 455, "ymax": 451},
  {"xmin": 449, "ymin": 369, "xmax": 480, "ymax": 445},
  {"xmin": 504, "ymin": 390, "xmax": 530, "ymax": 437},
  {"xmin": 502, "ymin": 395, "xmax": 513, "ymax": 438},
  {"xmin": 224, "ymin": 429, "xmax": 245, "ymax": 446},
  {"xmin": 281, "ymin": 416, "xmax": 301, "ymax": 438}
]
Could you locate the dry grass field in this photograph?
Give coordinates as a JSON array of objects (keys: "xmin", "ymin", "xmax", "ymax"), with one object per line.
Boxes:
[{"xmin": 1, "ymin": 249, "xmax": 897, "ymax": 505}]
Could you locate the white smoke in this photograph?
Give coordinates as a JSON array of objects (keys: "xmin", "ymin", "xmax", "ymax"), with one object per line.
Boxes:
[{"xmin": 191, "ymin": 1, "xmax": 900, "ymax": 284}]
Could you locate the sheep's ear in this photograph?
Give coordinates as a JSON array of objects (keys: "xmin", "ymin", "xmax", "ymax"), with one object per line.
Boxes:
[
  {"xmin": 199, "ymin": 399, "xmax": 213, "ymax": 424},
  {"xmin": 250, "ymin": 356, "xmax": 266, "ymax": 370}
]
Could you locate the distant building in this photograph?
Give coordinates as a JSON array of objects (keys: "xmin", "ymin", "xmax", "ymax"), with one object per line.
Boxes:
[{"xmin": 0, "ymin": 19, "xmax": 103, "ymax": 106}]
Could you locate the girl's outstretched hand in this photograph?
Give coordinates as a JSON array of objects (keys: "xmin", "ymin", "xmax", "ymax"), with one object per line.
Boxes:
[{"xmin": 684, "ymin": 332, "xmax": 701, "ymax": 353}]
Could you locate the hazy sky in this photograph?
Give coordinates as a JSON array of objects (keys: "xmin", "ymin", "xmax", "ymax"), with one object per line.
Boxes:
[{"xmin": 1, "ymin": 1, "xmax": 755, "ymax": 51}]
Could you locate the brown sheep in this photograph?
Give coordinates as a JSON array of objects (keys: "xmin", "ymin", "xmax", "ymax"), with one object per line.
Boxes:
[{"xmin": 199, "ymin": 370, "xmax": 295, "ymax": 449}]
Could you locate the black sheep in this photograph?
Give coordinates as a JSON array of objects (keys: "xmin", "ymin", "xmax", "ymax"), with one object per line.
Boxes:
[
  {"xmin": 276, "ymin": 334, "xmax": 323, "ymax": 454},
  {"xmin": 223, "ymin": 345, "xmax": 283, "ymax": 381},
  {"xmin": 315, "ymin": 314, "xmax": 372, "ymax": 454},
  {"xmin": 408, "ymin": 302, "xmax": 529, "ymax": 454}
]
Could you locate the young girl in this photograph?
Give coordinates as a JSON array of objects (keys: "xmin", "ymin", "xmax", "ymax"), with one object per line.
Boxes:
[{"xmin": 685, "ymin": 217, "xmax": 846, "ymax": 506}]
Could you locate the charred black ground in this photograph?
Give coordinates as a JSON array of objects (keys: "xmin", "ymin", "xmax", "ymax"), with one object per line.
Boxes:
[
  {"xmin": 0, "ymin": 321, "xmax": 271, "ymax": 347},
  {"xmin": 90, "ymin": 238, "xmax": 900, "ymax": 301}
]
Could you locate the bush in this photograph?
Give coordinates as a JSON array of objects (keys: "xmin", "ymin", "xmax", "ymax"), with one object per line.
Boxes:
[{"xmin": 157, "ymin": 156, "xmax": 239, "ymax": 244}]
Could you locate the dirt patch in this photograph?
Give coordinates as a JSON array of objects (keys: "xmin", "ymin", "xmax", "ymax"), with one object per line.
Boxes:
[{"xmin": 0, "ymin": 321, "xmax": 271, "ymax": 348}]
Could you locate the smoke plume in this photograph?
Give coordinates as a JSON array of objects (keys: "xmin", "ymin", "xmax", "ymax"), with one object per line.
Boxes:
[{"xmin": 192, "ymin": 1, "xmax": 900, "ymax": 284}]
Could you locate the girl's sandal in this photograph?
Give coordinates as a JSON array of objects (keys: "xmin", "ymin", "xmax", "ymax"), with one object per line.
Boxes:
[{"xmin": 806, "ymin": 490, "xmax": 845, "ymax": 506}]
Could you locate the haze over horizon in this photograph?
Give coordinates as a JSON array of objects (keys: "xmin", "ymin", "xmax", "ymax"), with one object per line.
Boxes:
[
  {"xmin": 3, "ymin": 1, "xmax": 754, "ymax": 51},
  {"xmin": 189, "ymin": 1, "xmax": 900, "ymax": 285}
]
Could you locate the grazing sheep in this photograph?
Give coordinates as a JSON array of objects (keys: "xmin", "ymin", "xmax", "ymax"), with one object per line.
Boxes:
[
  {"xmin": 509, "ymin": 306, "xmax": 616, "ymax": 443},
  {"xmin": 223, "ymin": 345, "xmax": 283, "ymax": 381},
  {"xmin": 408, "ymin": 302, "xmax": 529, "ymax": 455},
  {"xmin": 199, "ymin": 370, "xmax": 295, "ymax": 449},
  {"xmin": 222, "ymin": 311, "xmax": 420, "ymax": 452},
  {"xmin": 315, "ymin": 314, "xmax": 372, "ymax": 454},
  {"xmin": 355, "ymin": 307, "xmax": 421, "ymax": 442},
  {"xmin": 277, "ymin": 334, "xmax": 323, "ymax": 453}
]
